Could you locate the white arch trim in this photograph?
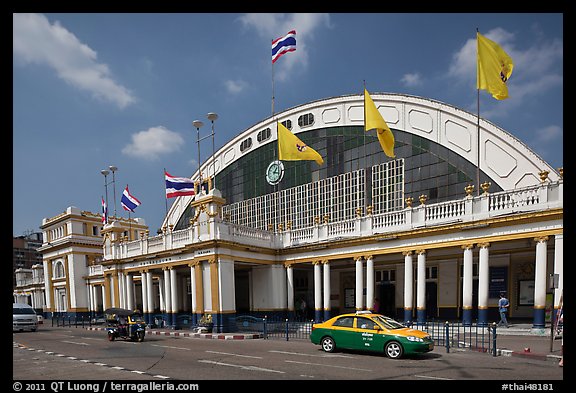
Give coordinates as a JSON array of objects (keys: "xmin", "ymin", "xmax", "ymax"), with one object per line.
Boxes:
[{"xmin": 164, "ymin": 93, "xmax": 560, "ymax": 228}]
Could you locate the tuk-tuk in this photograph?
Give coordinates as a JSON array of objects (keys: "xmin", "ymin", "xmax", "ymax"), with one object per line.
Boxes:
[{"xmin": 104, "ymin": 308, "xmax": 146, "ymax": 342}]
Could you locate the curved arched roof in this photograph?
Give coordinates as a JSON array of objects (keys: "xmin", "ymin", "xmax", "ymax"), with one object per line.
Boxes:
[{"xmin": 164, "ymin": 92, "xmax": 560, "ymax": 228}]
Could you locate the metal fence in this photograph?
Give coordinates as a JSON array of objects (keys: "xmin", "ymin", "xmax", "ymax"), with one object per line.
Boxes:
[
  {"xmin": 410, "ymin": 321, "xmax": 498, "ymax": 356},
  {"xmin": 235, "ymin": 315, "xmax": 498, "ymax": 355},
  {"xmin": 235, "ymin": 315, "xmax": 314, "ymax": 341}
]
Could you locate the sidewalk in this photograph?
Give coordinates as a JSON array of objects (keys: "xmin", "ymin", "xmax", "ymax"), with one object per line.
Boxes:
[{"xmin": 492, "ymin": 324, "xmax": 562, "ymax": 364}]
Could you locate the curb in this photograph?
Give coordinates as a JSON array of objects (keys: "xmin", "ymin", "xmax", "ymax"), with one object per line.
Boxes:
[
  {"xmin": 85, "ymin": 326, "xmax": 263, "ymax": 340},
  {"xmin": 499, "ymin": 348, "xmax": 562, "ymax": 363}
]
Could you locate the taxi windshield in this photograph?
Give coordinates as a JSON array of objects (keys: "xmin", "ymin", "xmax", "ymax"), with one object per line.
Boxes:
[{"xmin": 373, "ymin": 315, "xmax": 406, "ymax": 330}]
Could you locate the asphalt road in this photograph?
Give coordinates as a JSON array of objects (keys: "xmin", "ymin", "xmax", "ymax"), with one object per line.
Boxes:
[{"xmin": 13, "ymin": 326, "xmax": 563, "ymax": 384}]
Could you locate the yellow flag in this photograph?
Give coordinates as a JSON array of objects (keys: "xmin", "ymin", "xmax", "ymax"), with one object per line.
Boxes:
[
  {"xmin": 477, "ymin": 32, "xmax": 514, "ymax": 100},
  {"xmin": 277, "ymin": 122, "xmax": 324, "ymax": 165},
  {"xmin": 364, "ymin": 89, "xmax": 395, "ymax": 158}
]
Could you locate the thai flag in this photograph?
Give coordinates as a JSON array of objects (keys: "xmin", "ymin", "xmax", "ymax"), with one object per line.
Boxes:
[
  {"xmin": 165, "ymin": 171, "xmax": 196, "ymax": 198},
  {"xmin": 101, "ymin": 197, "xmax": 108, "ymax": 224},
  {"xmin": 121, "ymin": 185, "xmax": 142, "ymax": 212},
  {"xmin": 272, "ymin": 30, "xmax": 296, "ymax": 64}
]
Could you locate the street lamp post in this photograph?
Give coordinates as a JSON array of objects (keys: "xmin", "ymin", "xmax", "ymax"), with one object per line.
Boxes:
[
  {"xmin": 109, "ymin": 165, "xmax": 118, "ymax": 219},
  {"xmin": 207, "ymin": 112, "xmax": 218, "ymax": 190},
  {"xmin": 192, "ymin": 120, "xmax": 204, "ymax": 185},
  {"xmin": 101, "ymin": 166, "xmax": 118, "ymax": 222},
  {"xmin": 100, "ymin": 169, "xmax": 110, "ymax": 222}
]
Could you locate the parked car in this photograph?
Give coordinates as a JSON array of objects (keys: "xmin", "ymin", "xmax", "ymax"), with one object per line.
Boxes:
[
  {"xmin": 310, "ymin": 311, "xmax": 434, "ymax": 359},
  {"xmin": 13, "ymin": 303, "xmax": 39, "ymax": 332}
]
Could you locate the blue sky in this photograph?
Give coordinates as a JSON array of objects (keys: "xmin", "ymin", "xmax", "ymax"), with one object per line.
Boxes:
[{"xmin": 13, "ymin": 13, "xmax": 563, "ymax": 236}]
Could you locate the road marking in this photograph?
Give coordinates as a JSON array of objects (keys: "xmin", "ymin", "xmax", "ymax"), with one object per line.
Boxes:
[
  {"xmin": 61, "ymin": 340, "xmax": 90, "ymax": 346},
  {"xmin": 199, "ymin": 360, "xmax": 285, "ymax": 374},
  {"xmin": 206, "ymin": 350, "xmax": 263, "ymax": 359},
  {"xmin": 152, "ymin": 344, "xmax": 191, "ymax": 351},
  {"xmin": 269, "ymin": 350, "xmax": 353, "ymax": 358},
  {"xmin": 284, "ymin": 359, "xmax": 372, "ymax": 372},
  {"xmin": 153, "ymin": 375, "xmax": 171, "ymax": 379},
  {"xmin": 414, "ymin": 375, "xmax": 453, "ymax": 380},
  {"xmin": 131, "ymin": 370, "xmax": 146, "ymax": 374}
]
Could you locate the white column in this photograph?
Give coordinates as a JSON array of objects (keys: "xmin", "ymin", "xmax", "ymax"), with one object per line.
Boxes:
[
  {"xmin": 190, "ymin": 264, "xmax": 197, "ymax": 314},
  {"xmin": 158, "ymin": 276, "xmax": 165, "ymax": 312},
  {"xmin": 462, "ymin": 244, "xmax": 474, "ymax": 311},
  {"xmin": 118, "ymin": 271, "xmax": 125, "ymax": 309},
  {"xmin": 170, "ymin": 268, "xmax": 178, "ymax": 313},
  {"xmin": 535, "ymin": 237, "xmax": 548, "ymax": 308},
  {"xmin": 366, "ymin": 256, "xmax": 374, "ymax": 311},
  {"xmin": 313, "ymin": 261, "xmax": 322, "ymax": 313},
  {"xmin": 554, "ymin": 234, "xmax": 563, "ymax": 308},
  {"xmin": 163, "ymin": 268, "xmax": 172, "ymax": 313},
  {"xmin": 403, "ymin": 251, "xmax": 413, "ymax": 319},
  {"xmin": 417, "ymin": 250, "xmax": 426, "ymax": 319},
  {"xmin": 478, "ymin": 243, "xmax": 490, "ymax": 311},
  {"xmin": 146, "ymin": 271, "xmax": 154, "ymax": 313},
  {"xmin": 140, "ymin": 272, "xmax": 148, "ymax": 314},
  {"xmin": 286, "ymin": 264, "xmax": 294, "ymax": 312},
  {"xmin": 102, "ymin": 282, "xmax": 108, "ymax": 311},
  {"xmin": 355, "ymin": 256, "xmax": 364, "ymax": 310},
  {"xmin": 322, "ymin": 260, "xmax": 330, "ymax": 312},
  {"xmin": 126, "ymin": 273, "xmax": 134, "ymax": 311}
]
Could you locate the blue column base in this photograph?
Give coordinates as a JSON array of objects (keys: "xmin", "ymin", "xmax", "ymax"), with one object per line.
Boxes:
[
  {"xmin": 323, "ymin": 309, "xmax": 331, "ymax": 322},
  {"xmin": 403, "ymin": 309, "xmax": 413, "ymax": 325},
  {"xmin": 462, "ymin": 308, "xmax": 473, "ymax": 326},
  {"xmin": 532, "ymin": 308, "xmax": 545, "ymax": 328},
  {"xmin": 314, "ymin": 309, "xmax": 322, "ymax": 323},
  {"xmin": 416, "ymin": 309, "xmax": 426, "ymax": 326},
  {"xmin": 477, "ymin": 309, "xmax": 489, "ymax": 326}
]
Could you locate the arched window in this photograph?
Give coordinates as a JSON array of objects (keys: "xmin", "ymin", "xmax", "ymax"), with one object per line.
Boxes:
[{"xmin": 53, "ymin": 260, "xmax": 65, "ymax": 278}]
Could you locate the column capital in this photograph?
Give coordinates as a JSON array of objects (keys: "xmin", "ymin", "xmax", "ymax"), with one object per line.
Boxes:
[
  {"xmin": 321, "ymin": 259, "xmax": 330, "ymax": 265},
  {"xmin": 534, "ymin": 236, "xmax": 549, "ymax": 243},
  {"xmin": 477, "ymin": 242, "xmax": 490, "ymax": 248},
  {"xmin": 312, "ymin": 260, "xmax": 323, "ymax": 266},
  {"xmin": 416, "ymin": 249, "xmax": 426, "ymax": 255},
  {"xmin": 354, "ymin": 256, "xmax": 363, "ymax": 262},
  {"xmin": 402, "ymin": 250, "xmax": 413, "ymax": 257},
  {"xmin": 188, "ymin": 260, "xmax": 201, "ymax": 268},
  {"xmin": 364, "ymin": 255, "xmax": 373, "ymax": 261},
  {"xmin": 284, "ymin": 262, "xmax": 293, "ymax": 269},
  {"xmin": 208, "ymin": 257, "xmax": 217, "ymax": 265},
  {"xmin": 461, "ymin": 244, "xmax": 474, "ymax": 250}
]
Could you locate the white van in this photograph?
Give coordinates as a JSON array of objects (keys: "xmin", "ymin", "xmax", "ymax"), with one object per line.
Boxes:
[{"xmin": 13, "ymin": 303, "xmax": 38, "ymax": 332}]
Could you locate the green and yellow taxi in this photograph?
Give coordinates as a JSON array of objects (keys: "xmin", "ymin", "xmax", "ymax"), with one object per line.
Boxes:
[{"xmin": 310, "ymin": 311, "xmax": 434, "ymax": 359}]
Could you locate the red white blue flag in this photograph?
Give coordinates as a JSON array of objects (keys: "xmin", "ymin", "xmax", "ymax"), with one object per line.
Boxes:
[
  {"xmin": 165, "ymin": 171, "xmax": 196, "ymax": 198},
  {"xmin": 121, "ymin": 185, "xmax": 142, "ymax": 212},
  {"xmin": 101, "ymin": 196, "xmax": 108, "ymax": 224},
  {"xmin": 272, "ymin": 30, "xmax": 296, "ymax": 64}
]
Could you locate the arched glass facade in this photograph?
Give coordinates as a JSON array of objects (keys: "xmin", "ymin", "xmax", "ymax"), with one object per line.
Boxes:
[{"xmin": 174, "ymin": 126, "xmax": 500, "ymax": 230}]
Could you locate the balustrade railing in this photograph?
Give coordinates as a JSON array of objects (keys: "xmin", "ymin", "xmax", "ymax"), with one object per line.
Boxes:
[{"xmin": 104, "ymin": 180, "xmax": 562, "ymax": 262}]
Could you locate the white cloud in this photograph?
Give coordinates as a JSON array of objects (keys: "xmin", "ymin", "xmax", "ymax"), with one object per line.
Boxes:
[
  {"xmin": 122, "ymin": 126, "xmax": 184, "ymax": 160},
  {"xmin": 531, "ymin": 125, "xmax": 562, "ymax": 145},
  {"xmin": 400, "ymin": 72, "xmax": 422, "ymax": 87},
  {"xmin": 224, "ymin": 79, "xmax": 248, "ymax": 94},
  {"xmin": 13, "ymin": 13, "xmax": 135, "ymax": 109},
  {"xmin": 239, "ymin": 13, "xmax": 331, "ymax": 82}
]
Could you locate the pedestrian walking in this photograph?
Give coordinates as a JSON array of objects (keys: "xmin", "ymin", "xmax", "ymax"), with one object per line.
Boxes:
[{"xmin": 498, "ymin": 292, "xmax": 510, "ymax": 328}]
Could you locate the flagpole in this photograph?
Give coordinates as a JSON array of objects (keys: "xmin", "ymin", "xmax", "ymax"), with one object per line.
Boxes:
[
  {"xmin": 163, "ymin": 168, "xmax": 168, "ymax": 217},
  {"xmin": 476, "ymin": 28, "xmax": 481, "ymax": 196},
  {"xmin": 272, "ymin": 39, "xmax": 279, "ymax": 233}
]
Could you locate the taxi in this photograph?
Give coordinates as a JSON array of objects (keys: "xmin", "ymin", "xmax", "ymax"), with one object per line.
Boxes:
[{"xmin": 310, "ymin": 311, "xmax": 434, "ymax": 359}]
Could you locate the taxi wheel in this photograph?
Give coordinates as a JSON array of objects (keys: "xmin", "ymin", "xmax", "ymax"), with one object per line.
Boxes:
[
  {"xmin": 384, "ymin": 341, "xmax": 404, "ymax": 359},
  {"xmin": 321, "ymin": 336, "xmax": 336, "ymax": 353}
]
